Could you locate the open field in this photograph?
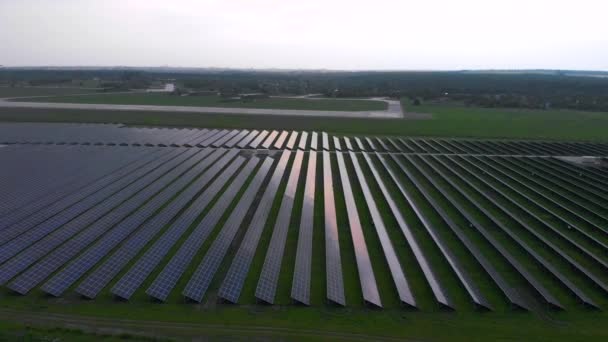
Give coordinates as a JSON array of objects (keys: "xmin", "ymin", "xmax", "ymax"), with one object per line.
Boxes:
[
  {"xmin": 0, "ymin": 124, "xmax": 607, "ymax": 340},
  {"xmin": 0, "ymin": 86, "xmax": 103, "ymax": 98},
  {"xmin": 8, "ymin": 92, "xmax": 388, "ymax": 111},
  {"xmin": 0, "ymin": 99, "xmax": 607, "ymax": 141}
]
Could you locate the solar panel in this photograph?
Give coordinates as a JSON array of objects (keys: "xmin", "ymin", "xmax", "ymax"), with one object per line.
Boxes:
[
  {"xmin": 389, "ymin": 154, "xmax": 492, "ymax": 308},
  {"xmin": 5, "ymin": 149, "xmax": 201, "ymax": 294},
  {"xmin": 76, "ymin": 150, "xmax": 240, "ymax": 298},
  {"xmin": 410, "ymin": 155, "xmax": 530, "ymax": 310},
  {"xmin": 322, "ymin": 132, "xmax": 329, "ymax": 151},
  {"xmin": 354, "ymin": 137, "xmax": 365, "ymax": 151},
  {"xmin": 444, "ymin": 155, "xmax": 598, "ymax": 308},
  {"xmin": 343, "ymin": 137, "xmax": 353, "ymax": 151},
  {"xmin": 386, "ymin": 138, "xmax": 403, "ymax": 152},
  {"xmin": 322, "ymin": 151, "xmax": 346, "ymax": 306},
  {"xmin": 353, "ymin": 152, "xmax": 415, "ymax": 307},
  {"xmin": 365, "ymin": 137, "xmax": 377, "ymax": 151},
  {"xmin": 187, "ymin": 129, "xmax": 218, "ymax": 147},
  {"xmin": 0, "ymin": 148, "xmax": 178, "ymax": 270},
  {"xmin": 335, "ymin": 152, "xmax": 381, "ymax": 307},
  {"xmin": 237, "ymin": 130, "xmax": 260, "ymax": 148},
  {"xmin": 375, "ymin": 137, "xmax": 390, "ymax": 152},
  {"xmin": 479, "ymin": 157, "xmax": 608, "ymax": 252},
  {"xmin": 249, "ymin": 130, "xmax": 269, "ymax": 149},
  {"xmin": 181, "ymin": 129, "xmax": 210, "ymax": 147},
  {"xmin": 0, "ymin": 147, "xmax": 153, "ymax": 230},
  {"xmin": 254, "ymin": 150, "xmax": 304, "ymax": 304},
  {"xmin": 528, "ymin": 158, "xmax": 608, "ymax": 203},
  {"xmin": 225, "ymin": 130, "xmax": 249, "ymax": 148},
  {"xmin": 496, "ymin": 157, "xmax": 608, "ymax": 221},
  {"xmin": 200, "ymin": 130, "xmax": 230, "ymax": 147},
  {"xmin": 107, "ymin": 153, "xmax": 246, "ymax": 300},
  {"xmin": 427, "ymin": 155, "xmax": 566, "ymax": 309},
  {"xmin": 183, "ymin": 157, "xmax": 274, "ymax": 302},
  {"xmin": 261, "ymin": 131, "xmax": 279, "ymax": 149},
  {"xmin": 290, "ymin": 151, "xmax": 317, "ymax": 305},
  {"xmin": 273, "ymin": 131, "xmax": 289, "ymax": 149},
  {"xmin": 217, "ymin": 151, "xmax": 292, "ymax": 303},
  {"xmin": 374, "ymin": 153, "xmax": 453, "ymax": 309},
  {"xmin": 333, "ymin": 137, "xmax": 342, "ymax": 151},
  {"xmin": 285, "ymin": 131, "xmax": 299, "ymax": 150},
  {"xmin": 142, "ymin": 157, "xmax": 261, "ymax": 301},
  {"xmin": 212, "ymin": 130, "xmax": 240, "ymax": 148},
  {"xmin": 41, "ymin": 149, "xmax": 228, "ymax": 297},
  {"xmin": 298, "ymin": 132, "xmax": 308, "ymax": 150},
  {"xmin": 463, "ymin": 156, "xmax": 608, "ymax": 280},
  {"xmin": 310, "ymin": 132, "xmax": 318, "ymax": 151}
]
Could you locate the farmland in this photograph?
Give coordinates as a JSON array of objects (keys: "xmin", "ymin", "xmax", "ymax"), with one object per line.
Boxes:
[{"xmin": 0, "ymin": 123, "xmax": 607, "ymax": 340}]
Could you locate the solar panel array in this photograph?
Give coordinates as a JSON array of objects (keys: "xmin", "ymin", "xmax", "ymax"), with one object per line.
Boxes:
[{"xmin": 0, "ymin": 123, "xmax": 607, "ymax": 313}]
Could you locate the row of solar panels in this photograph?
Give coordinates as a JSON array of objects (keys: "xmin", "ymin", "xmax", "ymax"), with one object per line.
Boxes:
[
  {"xmin": 1, "ymin": 122, "xmax": 608, "ymax": 156},
  {"xmin": 0, "ymin": 145, "xmax": 607, "ymax": 309}
]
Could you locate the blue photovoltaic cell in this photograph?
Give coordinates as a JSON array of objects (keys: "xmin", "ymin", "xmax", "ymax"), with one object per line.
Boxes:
[
  {"xmin": 322, "ymin": 151, "xmax": 345, "ymax": 306},
  {"xmin": 335, "ymin": 152, "xmax": 381, "ymax": 307},
  {"xmin": 291, "ymin": 151, "xmax": 317, "ymax": 305},
  {"xmin": 398, "ymin": 154, "xmax": 491, "ymax": 310},
  {"xmin": 374, "ymin": 153, "xmax": 453, "ymax": 309},
  {"xmin": 218, "ymin": 151, "xmax": 292, "ymax": 303},
  {"xmin": 353, "ymin": 152, "xmax": 415, "ymax": 307},
  {"xmin": 40, "ymin": 149, "xmax": 225, "ymax": 296},
  {"xmin": 429, "ymin": 155, "xmax": 567, "ymax": 309},
  {"xmin": 225, "ymin": 130, "xmax": 249, "ymax": 148},
  {"xmin": 408, "ymin": 155, "xmax": 528, "ymax": 310},
  {"xmin": 0, "ymin": 147, "xmax": 164, "ymax": 240},
  {"xmin": 183, "ymin": 157, "xmax": 274, "ymax": 302},
  {"xmin": 76, "ymin": 150, "xmax": 241, "ymax": 299},
  {"xmin": 5, "ymin": 149, "xmax": 200, "ymax": 294},
  {"xmin": 0, "ymin": 149, "xmax": 181, "ymax": 282},
  {"xmin": 237, "ymin": 130, "xmax": 260, "ymax": 148},
  {"xmin": 212, "ymin": 130, "xmax": 240, "ymax": 147},
  {"xmin": 142, "ymin": 157, "xmax": 261, "ymax": 301},
  {"xmin": 254, "ymin": 150, "xmax": 304, "ymax": 304}
]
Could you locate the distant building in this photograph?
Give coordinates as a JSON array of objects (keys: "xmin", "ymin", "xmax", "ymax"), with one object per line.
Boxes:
[{"xmin": 146, "ymin": 83, "xmax": 175, "ymax": 93}]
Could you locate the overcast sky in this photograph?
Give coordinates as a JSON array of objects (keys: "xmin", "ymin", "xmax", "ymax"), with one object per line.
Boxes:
[{"xmin": 1, "ymin": 0, "xmax": 607, "ymax": 70}]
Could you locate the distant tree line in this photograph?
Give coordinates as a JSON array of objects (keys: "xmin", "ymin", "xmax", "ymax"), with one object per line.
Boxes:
[{"xmin": 2, "ymin": 69, "xmax": 608, "ymax": 111}]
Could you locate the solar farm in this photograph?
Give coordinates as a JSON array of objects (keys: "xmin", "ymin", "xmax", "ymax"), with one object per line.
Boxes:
[{"xmin": 1, "ymin": 122, "xmax": 608, "ymax": 339}]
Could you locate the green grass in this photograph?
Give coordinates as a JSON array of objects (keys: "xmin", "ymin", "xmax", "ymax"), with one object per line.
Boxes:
[
  {"xmin": 0, "ymin": 86, "xmax": 101, "ymax": 98},
  {"xmin": 10, "ymin": 92, "xmax": 387, "ymax": 111},
  {"xmin": 2, "ymin": 100, "xmax": 608, "ymax": 141}
]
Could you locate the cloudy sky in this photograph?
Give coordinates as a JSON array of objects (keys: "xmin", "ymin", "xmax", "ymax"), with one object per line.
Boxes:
[{"xmin": 1, "ymin": 0, "xmax": 607, "ymax": 70}]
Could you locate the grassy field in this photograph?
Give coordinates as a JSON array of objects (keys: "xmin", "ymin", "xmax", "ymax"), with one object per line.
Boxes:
[
  {"xmin": 0, "ymin": 86, "xmax": 102, "ymax": 98},
  {"xmin": 1, "ymin": 100, "xmax": 607, "ymax": 141},
  {"xmin": 10, "ymin": 92, "xmax": 388, "ymax": 111}
]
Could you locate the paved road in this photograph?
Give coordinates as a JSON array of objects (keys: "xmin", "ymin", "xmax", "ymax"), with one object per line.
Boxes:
[
  {"xmin": 0, "ymin": 93, "xmax": 435, "ymax": 119},
  {"xmin": 0, "ymin": 98, "xmax": 410, "ymax": 119}
]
